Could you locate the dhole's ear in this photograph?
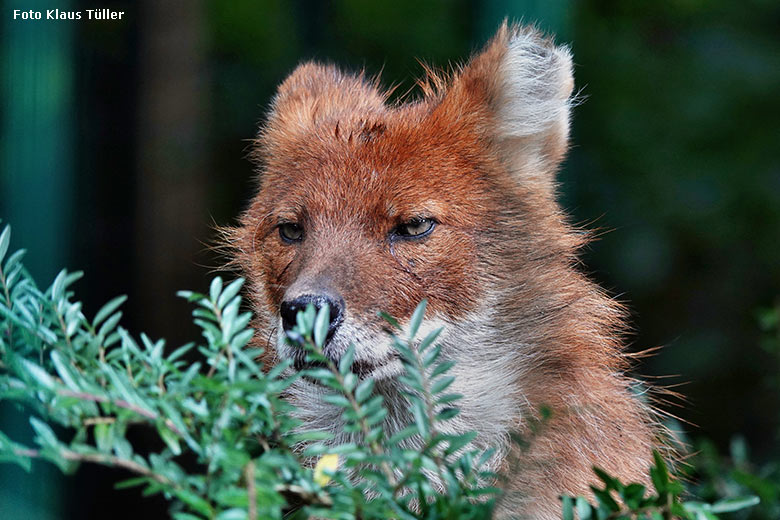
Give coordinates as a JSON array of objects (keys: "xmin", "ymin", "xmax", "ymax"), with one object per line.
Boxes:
[
  {"xmin": 261, "ymin": 62, "xmax": 386, "ymax": 151},
  {"xmin": 437, "ymin": 23, "xmax": 574, "ymax": 194}
]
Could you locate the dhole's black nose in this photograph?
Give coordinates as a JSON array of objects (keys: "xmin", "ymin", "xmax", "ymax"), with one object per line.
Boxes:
[{"xmin": 280, "ymin": 294, "xmax": 344, "ymax": 343}]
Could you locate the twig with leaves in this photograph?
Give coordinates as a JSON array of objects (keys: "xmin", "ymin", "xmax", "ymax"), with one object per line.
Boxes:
[{"xmin": 0, "ymin": 222, "xmax": 762, "ymax": 519}]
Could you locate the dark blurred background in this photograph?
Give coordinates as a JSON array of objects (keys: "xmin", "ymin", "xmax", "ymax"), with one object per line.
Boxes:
[{"xmin": 1, "ymin": 0, "xmax": 778, "ymax": 518}]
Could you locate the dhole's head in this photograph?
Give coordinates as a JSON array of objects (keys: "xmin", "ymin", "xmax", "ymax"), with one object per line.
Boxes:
[{"xmin": 232, "ymin": 24, "xmax": 579, "ymax": 383}]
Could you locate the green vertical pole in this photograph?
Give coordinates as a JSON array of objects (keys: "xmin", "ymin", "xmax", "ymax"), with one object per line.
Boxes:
[
  {"xmin": 2, "ymin": 1, "xmax": 75, "ymax": 281},
  {"xmin": 476, "ymin": 0, "xmax": 572, "ymax": 41},
  {"xmin": 1, "ymin": 1, "xmax": 74, "ymax": 518}
]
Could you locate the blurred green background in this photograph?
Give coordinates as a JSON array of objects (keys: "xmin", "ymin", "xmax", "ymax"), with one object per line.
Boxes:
[{"xmin": 1, "ymin": 0, "xmax": 778, "ymax": 518}]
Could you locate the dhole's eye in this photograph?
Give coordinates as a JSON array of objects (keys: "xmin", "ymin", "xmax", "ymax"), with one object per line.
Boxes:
[
  {"xmin": 278, "ymin": 222, "xmax": 303, "ymax": 243},
  {"xmin": 392, "ymin": 218, "xmax": 436, "ymax": 240}
]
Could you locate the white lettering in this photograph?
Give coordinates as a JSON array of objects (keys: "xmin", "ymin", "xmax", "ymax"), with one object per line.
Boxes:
[
  {"xmin": 14, "ymin": 8, "xmax": 121, "ymax": 22},
  {"xmin": 14, "ymin": 10, "xmax": 42, "ymax": 20}
]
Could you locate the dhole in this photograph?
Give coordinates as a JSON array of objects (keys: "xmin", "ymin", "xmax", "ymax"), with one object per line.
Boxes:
[{"xmin": 229, "ymin": 23, "xmax": 656, "ymax": 519}]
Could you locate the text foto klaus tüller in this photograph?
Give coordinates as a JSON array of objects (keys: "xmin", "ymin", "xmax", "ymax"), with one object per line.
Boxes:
[{"xmin": 13, "ymin": 9, "xmax": 125, "ymax": 21}]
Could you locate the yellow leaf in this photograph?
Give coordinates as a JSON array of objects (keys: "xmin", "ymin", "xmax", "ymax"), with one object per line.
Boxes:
[{"xmin": 313, "ymin": 453, "xmax": 339, "ymax": 486}]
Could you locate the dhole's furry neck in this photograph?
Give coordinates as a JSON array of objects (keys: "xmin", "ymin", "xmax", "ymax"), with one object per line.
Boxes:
[{"xmin": 230, "ymin": 23, "xmax": 657, "ymax": 519}]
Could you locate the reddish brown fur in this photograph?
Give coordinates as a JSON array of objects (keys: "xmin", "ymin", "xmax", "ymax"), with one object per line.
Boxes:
[{"xmin": 226, "ymin": 23, "xmax": 658, "ymax": 519}]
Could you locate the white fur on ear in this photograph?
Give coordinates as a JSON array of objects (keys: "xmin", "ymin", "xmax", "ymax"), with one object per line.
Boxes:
[{"xmin": 494, "ymin": 27, "xmax": 575, "ymax": 190}]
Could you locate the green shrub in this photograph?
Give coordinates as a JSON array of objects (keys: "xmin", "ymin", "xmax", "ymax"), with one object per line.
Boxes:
[{"xmin": 0, "ymin": 223, "xmax": 760, "ymax": 519}]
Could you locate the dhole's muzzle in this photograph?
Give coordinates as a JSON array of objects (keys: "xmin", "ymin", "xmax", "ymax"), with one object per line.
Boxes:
[{"xmin": 280, "ymin": 292, "xmax": 345, "ymax": 364}]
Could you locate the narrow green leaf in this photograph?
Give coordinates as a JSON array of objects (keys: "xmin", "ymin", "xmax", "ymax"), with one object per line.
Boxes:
[
  {"xmin": 9, "ymin": 298, "xmax": 36, "ymax": 328},
  {"xmin": 342, "ymin": 372, "xmax": 357, "ymax": 393},
  {"xmin": 411, "ymin": 399, "xmax": 429, "ymax": 438},
  {"xmin": 436, "ymin": 407, "xmax": 460, "ymax": 421},
  {"xmin": 216, "ymin": 509, "xmax": 247, "ymax": 520},
  {"xmin": 378, "ymin": 311, "xmax": 400, "ymax": 329},
  {"xmin": 158, "ymin": 425, "xmax": 182, "ymax": 456},
  {"xmin": 430, "ymin": 375, "xmax": 454, "ymax": 395},
  {"xmin": 435, "ymin": 393, "xmax": 463, "ymax": 405},
  {"xmin": 62, "ymin": 271, "xmax": 83, "ymax": 292},
  {"xmin": 167, "ymin": 343, "xmax": 194, "ymax": 363},
  {"xmin": 326, "ymin": 443, "xmax": 359, "ymax": 455},
  {"xmin": 418, "ymin": 328, "xmax": 443, "ymax": 355},
  {"xmin": 592, "ymin": 467, "xmax": 620, "ymax": 491},
  {"xmin": 112, "ymin": 437, "xmax": 133, "ymax": 459},
  {"xmin": 97, "ymin": 311, "xmax": 123, "ymax": 339},
  {"xmin": 364, "ymin": 407, "xmax": 388, "ymax": 428},
  {"xmin": 3, "ymin": 249, "xmax": 26, "ymax": 275},
  {"xmin": 94, "ymin": 423, "xmax": 113, "ymax": 452},
  {"xmin": 339, "ymin": 344, "xmax": 355, "ymax": 376},
  {"xmin": 217, "ymin": 278, "xmax": 244, "ymax": 310},
  {"xmin": 37, "ymin": 325, "xmax": 59, "ymax": 345},
  {"xmin": 302, "ymin": 368, "xmax": 335, "ymax": 384},
  {"xmin": 298, "ymin": 304, "xmax": 317, "ymax": 334},
  {"xmin": 650, "ymin": 450, "xmax": 669, "ymax": 495},
  {"xmin": 102, "ymin": 366, "xmax": 144, "ymax": 409},
  {"xmin": 50, "ymin": 270, "xmax": 67, "ymax": 301},
  {"xmin": 590, "ymin": 486, "xmax": 620, "ymax": 511},
  {"xmin": 444, "ymin": 431, "xmax": 477, "ymax": 456},
  {"xmin": 313, "ymin": 305, "xmax": 330, "ymax": 349},
  {"xmin": 172, "ymin": 513, "xmax": 204, "ymax": 520},
  {"xmin": 621, "ymin": 483, "xmax": 646, "ymax": 509},
  {"xmin": 575, "ymin": 496, "xmax": 593, "ymax": 520},
  {"xmin": 51, "ymin": 351, "xmax": 81, "ymax": 391},
  {"xmin": 94, "ymin": 295, "xmax": 128, "ymax": 327},
  {"xmin": 710, "ymin": 496, "xmax": 760, "ymax": 513},
  {"xmin": 408, "ymin": 300, "xmax": 427, "ymax": 341},
  {"xmin": 175, "ymin": 489, "xmax": 213, "ymax": 516},
  {"xmin": 209, "ymin": 277, "xmax": 223, "ymax": 304},
  {"xmin": 387, "ymin": 425, "xmax": 418, "ymax": 444},
  {"xmin": 19, "ymin": 358, "xmax": 55, "ymax": 390},
  {"xmin": 30, "ymin": 417, "xmax": 59, "ymax": 448},
  {"xmin": 0, "ymin": 225, "xmax": 10, "ymax": 264},
  {"xmin": 302, "ymin": 443, "xmax": 330, "ymax": 457},
  {"xmin": 354, "ymin": 378, "xmax": 375, "ymax": 403},
  {"xmin": 476, "ymin": 447, "xmax": 497, "ymax": 469},
  {"xmin": 290, "ymin": 431, "xmax": 333, "ymax": 443},
  {"xmin": 430, "ymin": 360, "xmax": 456, "ymax": 380},
  {"xmin": 321, "ymin": 393, "xmax": 351, "ymax": 408},
  {"xmin": 182, "ymin": 398, "xmax": 209, "ymax": 418},
  {"xmin": 0, "ymin": 449, "xmax": 33, "ymax": 472},
  {"xmin": 114, "ymin": 477, "xmax": 147, "ymax": 490},
  {"xmin": 561, "ymin": 496, "xmax": 574, "ymax": 520},
  {"xmin": 176, "ymin": 290, "xmax": 205, "ymax": 302},
  {"xmin": 421, "ymin": 343, "xmax": 442, "ymax": 369},
  {"xmin": 4, "ymin": 265, "xmax": 23, "ymax": 291}
]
